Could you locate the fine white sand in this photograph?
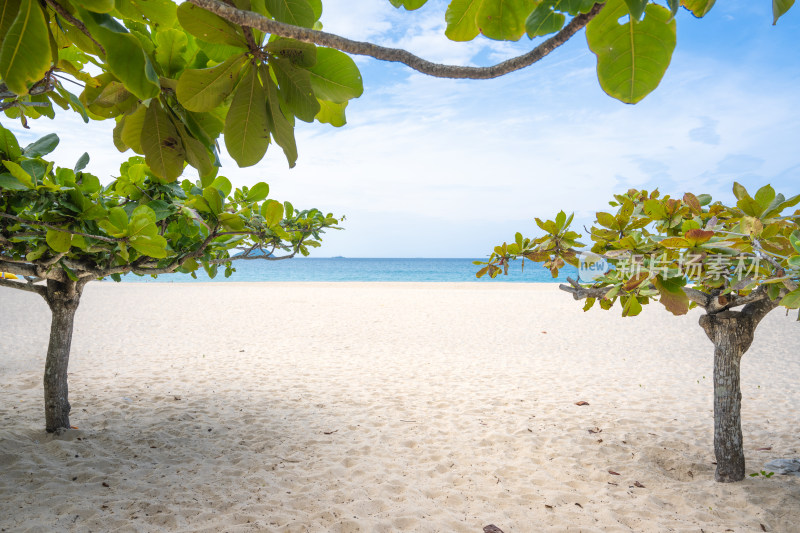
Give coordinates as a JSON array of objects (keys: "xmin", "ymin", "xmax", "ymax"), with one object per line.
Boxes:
[{"xmin": 1, "ymin": 282, "xmax": 799, "ymax": 532}]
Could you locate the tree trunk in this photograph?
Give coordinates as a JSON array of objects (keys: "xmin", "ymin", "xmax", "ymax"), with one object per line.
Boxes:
[
  {"xmin": 699, "ymin": 298, "xmax": 775, "ymax": 482},
  {"xmin": 43, "ymin": 279, "xmax": 82, "ymax": 433}
]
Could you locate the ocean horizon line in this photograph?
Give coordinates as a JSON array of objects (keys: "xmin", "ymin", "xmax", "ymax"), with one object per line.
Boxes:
[{"xmin": 114, "ymin": 257, "xmax": 576, "ymax": 284}]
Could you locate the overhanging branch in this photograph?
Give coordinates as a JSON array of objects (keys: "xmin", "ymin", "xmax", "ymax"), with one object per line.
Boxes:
[
  {"xmin": 187, "ymin": 0, "xmax": 604, "ymax": 80},
  {"xmin": 0, "ymin": 260, "xmax": 39, "ymax": 278},
  {"xmin": 0, "ymin": 275, "xmax": 47, "ymax": 296},
  {"xmin": 558, "ymin": 277, "xmax": 612, "ymax": 300}
]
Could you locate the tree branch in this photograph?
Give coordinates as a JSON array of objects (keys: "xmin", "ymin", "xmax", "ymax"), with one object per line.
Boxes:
[
  {"xmin": 0, "ymin": 260, "xmax": 39, "ymax": 278},
  {"xmin": 683, "ymin": 287, "xmax": 711, "ymax": 309},
  {"xmin": 741, "ymin": 286, "xmax": 781, "ymax": 325},
  {"xmin": 0, "ymin": 276, "xmax": 47, "ymax": 296},
  {"xmin": 187, "ymin": 0, "xmax": 605, "ymax": 80},
  {"xmin": 558, "ymin": 277, "xmax": 612, "ymax": 300}
]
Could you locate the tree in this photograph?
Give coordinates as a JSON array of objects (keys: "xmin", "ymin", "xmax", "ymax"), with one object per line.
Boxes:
[
  {"xmin": 0, "ymin": 125, "xmax": 339, "ymax": 432},
  {"xmin": 476, "ymin": 183, "xmax": 800, "ymax": 482}
]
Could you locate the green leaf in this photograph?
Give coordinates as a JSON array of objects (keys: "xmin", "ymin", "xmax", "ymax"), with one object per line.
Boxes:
[
  {"xmin": 128, "ymin": 205, "xmax": 157, "ymax": 237},
  {"xmin": 558, "ymin": 0, "xmax": 599, "ymax": 15},
  {"xmin": 264, "ymin": 0, "xmax": 316, "ymax": 28},
  {"xmin": 0, "ymin": 124, "xmax": 22, "ymax": 159},
  {"xmin": 203, "ymin": 187, "xmax": 223, "ymax": 214},
  {"xmin": 177, "ymin": 2, "xmax": 247, "ymax": 46},
  {"xmin": 586, "ymin": 0, "xmax": 677, "ymax": 104},
  {"xmin": 445, "ymin": 0, "xmax": 483, "ymax": 41},
  {"xmin": 218, "ymin": 212, "xmax": 245, "ymax": 231},
  {"xmin": 74, "ymin": 152, "xmax": 90, "ymax": 172},
  {"xmin": 109, "ymin": 206, "xmax": 128, "ymax": 232},
  {"xmin": 141, "ymin": 103, "xmax": 185, "ymax": 182},
  {"xmin": 737, "ymin": 197, "xmax": 763, "ymax": 218},
  {"xmin": 535, "ymin": 217, "xmax": 557, "ymax": 234},
  {"xmin": 754, "ymin": 184, "xmax": 776, "ymax": 210},
  {"xmin": 780, "ymin": 288, "xmax": 800, "ymax": 309},
  {"xmin": 22, "ymin": 133, "xmax": 59, "ymax": 158},
  {"xmin": 131, "ymin": 0, "xmax": 177, "ymax": 26},
  {"xmin": 121, "ymin": 104, "xmax": 147, "ymax": 154},
  {"xmin": 306, "ymin": 48, "xmax": 363, "ymax": 104},
  {"xmin": 0, "ymin": 0, "xmax": 21, "ymax": 41},
  {"xmin": 177, "ymin": 54, "xmax": 247, "ymax": 112},
  {"xmin": 653, "ymin": 276, "xmax": 689, "ymax": 315},
  {"xmin": 46, "ymin": 229, "xmax": 72, "ymax": 253},
  {"xmin": 0, "ymin": 172, "xmax": 29, "ymax": 190},
  {"xmin": 25, "ymin": 245, "xmax": 47, "ymax": 261},
  {"xmin": 315, "ymin": 99, "xmax": 347, "ymax": 127},
  {"xmin": 61, "ymin": 263, "xmax": 79, "ymax": 281},
  {"xmin": 129, "ymin": 234, "xmax": 168, "ymax": 258},
  {"xmin": 266, "ymin": 38, "xmax": 317, "ymax": 68},
  {"xmin": 54, "ymin": 84, "xmax": 89, "ymax": 123},
  {"xmin": 305, "ymin": 0, "xmax": 322, "ymax": 20},
  {"xmin": 476, "ymin": 0, "xmax": 536, "ymax": 41},
  {"xmin": 773, "ymin": 0, "xmax": 796, "ymax": 24},
  {"xmin": 262, "ymin": 199, "xmax": 284, "ymax": 227},
  {"xmin": 210, "ymin": 176, "xmax": 232, "ymax": 197},
  {"xmin": 80, "ymin": 11, "xmax": 160, "ymax": 100},
  {"xmin": 246, "ymin": 182, "xmax": 270, "ymax": 202},
  {"xmin": 596, "ymin": 211, "xmax": 618, "ymax": 230},
  {"xmin": 262, "ymin": 66, "xmax": 298, "ymax": 167},
  {"xmin": 389, "ymin": 0, "xmax": 428, "ymax": 9},
  {"xmin": 526, "ymin": 1, "xmax": 565, "ymax": 38},
  {"xmin": 732, "ymin": 181, "xmax": 750, "ymax": 202},
  {"xmin": 0, "ymin": 0, "xmax": 51, "ymax": 96},
  {"xmin": 225, "ymin": 65, "xmax": 270, "ymax": 167},
  {"xmin": 622, "ymin": 295, "xmax": 643, "ymax": 317},
  {"xmin": 76, "ymin": 0, "xmax": 114, "ymax": 12},
  {"xmin": 272, "ymin": 58, "xmax": 321, "ymax": 122},
  {"xmin": 175, "ymin": 120, "xmax": 216, "ymax": 180},
  {"xmin": 680, "ymin": 0, "xmax": 716, "ymax": 18},
  {"xmin": 660, "ymin": 237, "xmax": 690, "ymax": 248},
  {"xmin": 155, "ymin": 29, "xmax": 188, "ymax": 78},
  {"xmin": 2, "ymin": 160, "xmax": 34, "ymax": 188},
  {"xmin": 789, "ymin": 230, "xmax": 800, "ymax": 254},
  {"xmin": 146, "ymin": 200, "xmax": 175, "ymax": 222},
  {"xmin": 623, "ymin": 0, "xmax": 648, "ymax": 20}
]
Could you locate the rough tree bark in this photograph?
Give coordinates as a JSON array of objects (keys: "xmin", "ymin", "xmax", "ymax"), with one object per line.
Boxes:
[
  {"xmin": 42, "ymin": 279, "xmax": 83, "ymax": 433},
  {"xmin": 698, "ymin": 297, "xmax": 778, "ymax": 482}
]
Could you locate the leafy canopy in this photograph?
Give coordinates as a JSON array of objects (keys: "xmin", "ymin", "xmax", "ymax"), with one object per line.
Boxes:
[
  {"xmin": 477, "ymin": 183, "xmax": 800, "ymax": 318},
  {"xmin": 0, "ymin": 0, "xmax": 364, "ymax": 181},
  {"xmin": 0, "ymin": 124, "xmax": 339, "ymax": 285}
]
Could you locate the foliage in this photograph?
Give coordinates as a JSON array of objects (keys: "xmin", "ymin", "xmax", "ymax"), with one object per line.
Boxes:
[
  {"xmin": 0, "ymin": 0, "xmax": 363, "ymax": 180},
  {"xmin": 0, "ymin": 125, "xmax": 339, "ymax": 286},
  {"xmin": 477, "ymin": 183, "xmax": 800, "ymax": 317}
]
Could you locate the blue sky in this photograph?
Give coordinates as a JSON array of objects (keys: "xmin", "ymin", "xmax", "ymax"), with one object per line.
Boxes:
[{"xmin": 7, "ymin": 0, "xmax": 800, "ymax": 257}]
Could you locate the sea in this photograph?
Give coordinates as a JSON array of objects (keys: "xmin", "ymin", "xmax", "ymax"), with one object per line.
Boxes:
[{"xmin": 116, "ymin": 258, "xmax": 577, "ymax": 283}]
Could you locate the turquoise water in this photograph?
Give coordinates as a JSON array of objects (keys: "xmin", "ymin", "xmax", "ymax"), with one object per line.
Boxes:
[{"xmin": 116, "ymin": 258, "xmax": 577, "ymax": 283}]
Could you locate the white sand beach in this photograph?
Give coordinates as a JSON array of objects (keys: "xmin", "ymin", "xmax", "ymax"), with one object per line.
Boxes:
[{"xmin": 1, "ymin": 282, "xmax": 798, "ymax": 532}]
